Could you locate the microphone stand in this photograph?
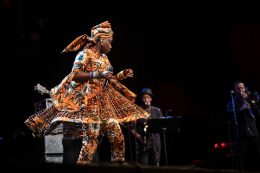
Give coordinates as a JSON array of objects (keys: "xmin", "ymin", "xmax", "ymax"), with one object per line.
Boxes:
[
  {"xmin": 134, "ymin": 123, "xmax": 138, "ymax": 163},
  {"xmin": 128, "ymin": 126, "xmax": 133, "ymax": 162},
  {"xmin": 230, "ymin": 91, "xmax": 243, "ymax": 171},
  {"xmin": 134, "ymin": 102, "xmax": 152, "ymax": 164},
  {"xmin": 163, "ymin": 110, "xmax": 171, "ymax": 166},
  {"xmin": 147, "ymin": 104, "xmax": 159, "ymax": 167},
  {"xmin": 227, "ymin": 121, "xmax": 234, "ymax": 170}
]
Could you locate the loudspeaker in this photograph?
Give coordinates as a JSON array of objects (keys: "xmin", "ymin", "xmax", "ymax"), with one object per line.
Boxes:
[{"xmin": 34, "ymin": 98, "xmax": 63, "ymax": 163}]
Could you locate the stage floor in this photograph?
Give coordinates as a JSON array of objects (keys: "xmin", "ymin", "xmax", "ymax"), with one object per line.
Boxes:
[{"xmin": 2, "ymin": 158, "xmax": 244, "ymax": 173}]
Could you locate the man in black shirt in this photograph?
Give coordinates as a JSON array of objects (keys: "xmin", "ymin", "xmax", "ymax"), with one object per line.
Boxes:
[
  {"xmin": 227, "ymin": 81, "xmax": 260, "ymax": 171},
  {"xmin": 131, "ymin": 88, "xmax": 163, "ymax": 166}
]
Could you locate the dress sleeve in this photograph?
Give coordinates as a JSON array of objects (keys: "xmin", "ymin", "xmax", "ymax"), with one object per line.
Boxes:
[
  {"xmin": 50, "ymin": 51, "xmax": 90, "ymax": 112},
  {"xmin": 72, "ymin": 52, "xmax": 90, "ymax": 75}
]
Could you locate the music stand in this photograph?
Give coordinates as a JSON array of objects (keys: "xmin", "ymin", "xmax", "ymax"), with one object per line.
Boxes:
[
  {"xmin": 147, "ymin": 118, "xmax": 182, "ymax": 166},
  {"xmin": 166, "ymin": 118, "xmax": 182, "ymax": 133}
]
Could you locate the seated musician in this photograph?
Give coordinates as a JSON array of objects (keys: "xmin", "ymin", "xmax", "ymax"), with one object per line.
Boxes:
[{"xmin": 130, "ymin": 88, "xmax": 163, "ymax": 166}]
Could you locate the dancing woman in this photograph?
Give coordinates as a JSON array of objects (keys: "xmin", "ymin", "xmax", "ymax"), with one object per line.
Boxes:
[{"xmin": 25, "ymin": 21, "xmax": 149, "ymax": 164}]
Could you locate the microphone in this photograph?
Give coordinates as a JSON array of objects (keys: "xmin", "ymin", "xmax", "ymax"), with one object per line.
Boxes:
[
  {"xmin": 103, "ymin": 66, "xmax": 113, "ymax": 91},
  {"xmin": 230, "ymin": 90, "xmax": 234, "ymax": 94}
]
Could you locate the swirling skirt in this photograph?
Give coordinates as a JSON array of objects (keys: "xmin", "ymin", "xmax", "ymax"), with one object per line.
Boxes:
[{"xmin": 25, "ymin": 85, "xmax": 149, "ymax": 137}]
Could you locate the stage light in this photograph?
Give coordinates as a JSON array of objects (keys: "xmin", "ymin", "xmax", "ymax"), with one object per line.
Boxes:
[
  {"xmin": 215, "ymin": 142, "xmax": 233, "ymax": 148},
  {"xmin": 221, "ymin": 142, "xmax": 226, "ymax": 147},
  {"xmin": 214, "ymin": 143, "xmax": 219, "ymax": 148}
]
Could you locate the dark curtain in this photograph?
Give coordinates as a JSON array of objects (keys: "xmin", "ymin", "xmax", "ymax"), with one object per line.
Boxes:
[
  {"xmin": 1, "ymin": 0, "xmax": 260, "ymax": 165},
  {"xmin": 229, "ymin": 19, "xmax": 260, "ymax": 91}
]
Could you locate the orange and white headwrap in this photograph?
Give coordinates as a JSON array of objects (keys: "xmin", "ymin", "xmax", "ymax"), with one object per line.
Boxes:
[{"xmin": 61, "ymin": 21, "xmax": 113, "ymax": 53}]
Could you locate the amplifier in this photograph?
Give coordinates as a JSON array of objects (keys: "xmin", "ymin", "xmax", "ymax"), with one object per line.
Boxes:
[
  {"xmin": 45, "ymin": 155, "xmax": 63, "ymax": 163},
  {"xmin": 34, "ymin": 98, "xmax": 63, "ymax": 163}
]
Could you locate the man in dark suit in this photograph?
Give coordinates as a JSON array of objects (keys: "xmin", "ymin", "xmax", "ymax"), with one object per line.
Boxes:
[{"xmin": 227, "ymin": 81, "xmax": 260, "ymax": 171}]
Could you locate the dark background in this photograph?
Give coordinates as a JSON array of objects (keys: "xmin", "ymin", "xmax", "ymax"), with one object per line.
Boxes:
[{"xmin": 1, "ymin": 0, "xmax": 260, "ymax": 168}]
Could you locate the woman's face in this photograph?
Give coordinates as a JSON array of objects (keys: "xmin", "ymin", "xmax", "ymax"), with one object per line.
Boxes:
[{"xmin": 101, "ymin": 37, "xmax": 113, "ymax": 54}]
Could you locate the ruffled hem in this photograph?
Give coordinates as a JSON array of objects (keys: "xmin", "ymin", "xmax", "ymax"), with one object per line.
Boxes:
[
  {"xmin": 25, "ymin": 107, "xmax": 148, "ymax": 137},
  {"xmin": 25, "ymin": 85, "xmax": 149, "ymax": 137}
]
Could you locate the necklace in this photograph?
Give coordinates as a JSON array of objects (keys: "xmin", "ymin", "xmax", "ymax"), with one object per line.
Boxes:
[{"xmin": 90, "ymin": 47, "xmax": 102, "ymax": 57}]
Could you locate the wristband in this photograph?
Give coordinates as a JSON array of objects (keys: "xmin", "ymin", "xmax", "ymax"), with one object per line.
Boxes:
[
  {"xmin": 90, "ymin": 71, "xmax": 100, "ymax": 79},
  {"xmin": 117, "ymin": 71, "xmax": 127, "ymax": 80}
]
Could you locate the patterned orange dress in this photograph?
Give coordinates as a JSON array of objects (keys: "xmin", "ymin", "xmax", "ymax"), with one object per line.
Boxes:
[
  {"xmin": 25, "ymin": 20, "xmax": 149, "ymax": 163},
  {"xmin": 24, "ymin": 47, "xmax": 149, "ymax": 138}
]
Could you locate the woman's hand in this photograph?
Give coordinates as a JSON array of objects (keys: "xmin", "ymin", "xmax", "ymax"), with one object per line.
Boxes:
[
  {"xmin": 123, "ymin": 69, "xmax": 134, "ymax": 78},
  {"xmin": 100, "ymin": 71, "xmax": 113, "ymax": 80}
]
